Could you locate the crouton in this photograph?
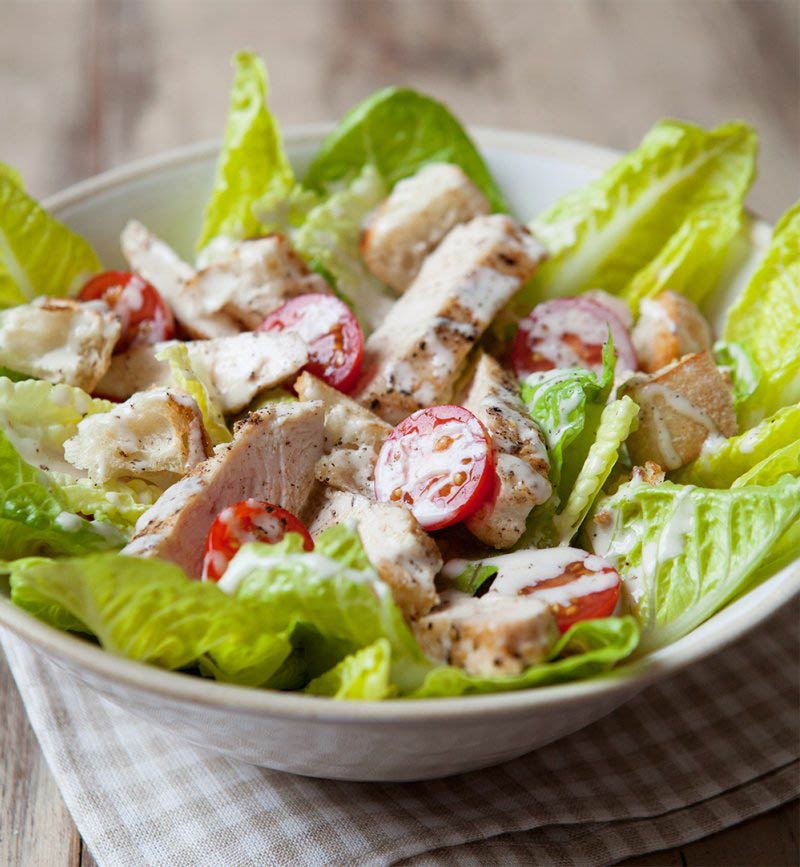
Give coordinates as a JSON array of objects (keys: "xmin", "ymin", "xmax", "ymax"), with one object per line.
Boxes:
[
  {"xmin": 63, "ymin": 388, "xmax": 211, "ymax": 486},
  {"xmin": 295, "ymin": 371, "xmax": 392, "ymax": 497},
  {"xmin": 355, "ymin": 215, "xmax": 546, "ymax": 424},
  {"xmin": 189, "ymin": 235, "xmax": 331, "ymax": 329},
  {"xmin": 0, "ymin": 297, "xmax": 120, "ymax": 391},
  {"xmin": 121, "ymin": 221, "xmax": 240, "ymax": 339},
  {"xmin": 620, "ymin": 351, "xmax": 737, "ymax": 470},
  {"xmin": 632, "ymin": 290, "xmax": 713, "ymax": 373},
  {"xmin": 361, "ymin": 163, "xmax": 491, "ymax": 294},
  {"xmin": 95, "ymin": 332, "xmax": 308, "ymax": 413},
  {"xmin": 462, "ymin": 353, "xmax": 552, "ymax": 548},
  {"xmin": 412, "ymin": 589, "xmax": 559, "ymax": 676},
  {"xmin": 123, "ymin": 401, "xmax": 324, "ymax": 578}
]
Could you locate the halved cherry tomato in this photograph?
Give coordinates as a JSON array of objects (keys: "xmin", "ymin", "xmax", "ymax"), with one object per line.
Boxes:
[
  {"xmin": 258, "ymin": 293, "xmax": 363, "ymax": 392},
  {"xmin": 202, "ymin": 499, "xmax": 314, "ymax": 582},
  {"xmin": 80, "ymin": 270, "xmax": 175, "ymax": 352},
  {"xmin": 511, "ymin": 297, "xmax": 637, "ymax": 378},
  {"xmin": 374, "ymin": 405, "xmax": 496, "ymax": 531},
  {"xmin": 488, "ymin": 547, "xmax": 620, "ymax": 632}
]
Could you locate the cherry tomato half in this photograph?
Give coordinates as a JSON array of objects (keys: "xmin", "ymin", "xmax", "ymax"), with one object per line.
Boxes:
[
  {"xmin": 488, "ymin": 547, "xmax": 620, "ymax": 632},
  {"xmin": 202, "ymin": 499, "xmax": 314, "ymax": 582},
  {"xmin": 511, "ymin": 297, "xmax": 637, "ymax": 378},
  {"xmin": 258, "ymin": 293, "xmax": 363, "ymax": 393},
  {"xmin": 374, "ymin": 405, "xmax": 496, "ymax": 531},
  {"xmin": 80, "ymin": 270, "xmax": 175, "ymax": 352}
]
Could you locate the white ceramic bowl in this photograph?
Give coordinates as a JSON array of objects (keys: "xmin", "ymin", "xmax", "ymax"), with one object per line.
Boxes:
[{"xmin": 1, "ymin": 129, "xmax": 797, "ymax": 782}]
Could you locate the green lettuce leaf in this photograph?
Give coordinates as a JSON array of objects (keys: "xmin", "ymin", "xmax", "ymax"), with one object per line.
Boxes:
[
  {"xmin": 448, "ymin": 562, "xmax": 499, "ymax": 596},
  {"xmin": 713, "ymin": 340, "xmax": 762, "ymax": 410},
  {"xmin": 0, "ymin": 163, "xmax": 101, "ymax": 307},
  {"xmin": 0, "ymin": 430, "xmax": 123, "ymax": 559},
  {"xmin": 156, "ymin": 343, "xmax": 231, "ymax": 444},
  {"xmin": 305, "ymin": 638, "xmax": 394, "ymax": 700},
  {"xmin": 674, "ymin": 403, "xmax": 800, "ymax": 488},
  {"xmin": 586, "ymin": 476, "xmax": 800, "ymax": 652},
  {"xmin": 410, "ymin": 616, "xmax": 639, "ymax": 698},
  {"xmin": 9, "ymin": 554, "xmax": 292, "ymax": 685},
  {"xmin": 196, "ymin": 52, "xmax": 295, "ymax": 252},
  {"xmin": 303, "ymin": 87, "xmax": 507, "ymax": 211},
  {"xmin": 511, "ymin": 120, "xmax": 756, "ymax": 320},
  {"xmin": 553, "ymin": 395, "xmax": 639, "ymax": 544},
  {"xmin": 49, "ymin": 475, "xmax": 160, "ymax": 530},
  {"xmin": 221, "ymin": 525, "xmax": 433, "ymax": 692},
  {"xmin": 723, "ymin": 202, "xmax": 800, "ymax": 427}
]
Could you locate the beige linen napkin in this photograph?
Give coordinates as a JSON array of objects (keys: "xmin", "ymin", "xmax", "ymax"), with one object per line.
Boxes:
[{"xmin": 3, "ymin": 598, "xmax": 798, "ymax": 867}]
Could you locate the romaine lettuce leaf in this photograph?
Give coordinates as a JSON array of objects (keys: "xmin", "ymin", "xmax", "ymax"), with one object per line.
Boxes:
[
  {"xmin": 9, "ymin": 554, "xmax": 292, "ymax": 685},
  {"xmin": 305, "ymin": 638, "xmax": 394, "ymax": 700},
  {"xmin": 156, "ymin": 343, "xmax": 231, "ymax": 444},
  {"xmin": 49, "ymin": 474, "xmax": 160, "ymax": 530},
  {"xmin": 511, "ymin": 120, "xmax": 756, "ymax": 319},
  {"xmin": 410, "ymin": 616, "xmax": 639, "ymax": 698},
  {"xmin": 713, "ymin": 340, "xmax": 762, "ymax": 410},
  {"xmin": 0, "ymin": 163, "xmax": 101, "ymax": 307},
  {"xmin": 723, "ymin": 202, "xmax": 800, "ymax": 427},
  {"xmin": 196, "ymin": 52, "xmax": 295, "ymax": 252},
  {"xmin": 586, "ymin": 475, "xmax": 800, "ymax": 651},
  {"xmin": 0, "ymin": 430, "xmax": 123, "ymax": 559},
  {"xmin": 674, "ymin": 404, "xmax": 800, "ymax": 488},
  {"xmin": 303, "ymin": 87, "xmax": 508, "ymax": 211},
  {"xmin": 553, "ymin": 395, "xmax": 639, "ymax": 544},
  {"xmin": 221, "ymin": 525, "xmax": 433, "ymax": 692}
]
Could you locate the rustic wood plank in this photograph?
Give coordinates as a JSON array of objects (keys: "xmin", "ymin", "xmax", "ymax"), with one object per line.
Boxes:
[{"xmin": 0, "ymin": 649, "xmax": 81, "ymax": 867}]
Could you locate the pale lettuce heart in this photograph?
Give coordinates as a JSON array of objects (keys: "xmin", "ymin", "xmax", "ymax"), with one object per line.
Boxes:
[{"xmin": 305, "ymin": 639, "xmax": 394, "ymax": 700}]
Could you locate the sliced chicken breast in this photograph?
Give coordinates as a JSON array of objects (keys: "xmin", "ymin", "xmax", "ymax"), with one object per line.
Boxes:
[
  {"xmin": 361, "ymin": 163, "xmax": 491, "ymax": 294},
  {"xmin": 123, "ymin": 401, "xmax": 324, "ymax": 578},
  {"xmin": 121, "ymin": 221, "xmax": 240, "ymax": 339},
  {"xmin": 95, "ymin": 331, "xmax": 308, "ymax": 414},
  {"xmin": 355, "ymin": 215, "xmax": 546, "ymax": 424},
  {"xmin": 462, "ymin": 353, "xmax": 552, "ymax": 548},
  {"xmin": 0, "ymin": 297, "xmax": 120, "ymax": 391}
]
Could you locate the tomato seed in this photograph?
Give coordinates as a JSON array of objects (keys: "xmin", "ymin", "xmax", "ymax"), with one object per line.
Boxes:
[
  {"xmin": 390, "ymin": 487, "xmax": 403, "ymax": 501},
  {"xmin": 434, "ymin": 435, "xmax": 453, "ymax": 451},
  {"xmin": 453, "ymin": 471, "xmax": 467, "ymax": 485}
]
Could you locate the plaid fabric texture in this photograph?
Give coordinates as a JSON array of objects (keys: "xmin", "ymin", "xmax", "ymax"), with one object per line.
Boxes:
[{"xmin": 3, "ymin": 598, "xmax": 798, "ymax": 867}]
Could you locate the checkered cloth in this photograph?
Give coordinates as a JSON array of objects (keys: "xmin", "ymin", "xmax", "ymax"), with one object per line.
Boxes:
[{"xmin": 3, "ymin": 598, "xmax": 798, "ymax": 867}]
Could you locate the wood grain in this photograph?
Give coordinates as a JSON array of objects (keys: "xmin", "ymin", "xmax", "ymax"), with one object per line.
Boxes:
[{"xmin": 0, "ymin": 1, "xmax": 798, "ymax": 864}]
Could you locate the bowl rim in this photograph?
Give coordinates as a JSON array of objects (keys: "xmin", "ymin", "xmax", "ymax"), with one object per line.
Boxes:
[{"xmin": 1, "ymin": 126, "xmax": 796, "ymax": 723}]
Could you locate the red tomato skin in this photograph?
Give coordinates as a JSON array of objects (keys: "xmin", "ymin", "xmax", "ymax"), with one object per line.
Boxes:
[
  {"xmin": 80, "ymin": 270, "xmax": 175, "ymax": 351},
  {"xmin": 258, "ymin": 293, "xmax": 363, "ymax": 393},
  {"xmin": 374, "ymin": 405, "xmax": 496, "ymax": 532},
  {"xmin": 202, "ymin": 499, "xmax": 314, "ymax": 582}
]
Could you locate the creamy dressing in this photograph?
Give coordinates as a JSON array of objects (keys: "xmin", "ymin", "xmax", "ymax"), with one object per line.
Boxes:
[{"xmin": 55, "ymin": 511, "xmax": 84, "ymax": 532}]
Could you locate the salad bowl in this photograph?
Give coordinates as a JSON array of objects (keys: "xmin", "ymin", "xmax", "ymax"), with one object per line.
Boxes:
[{"xmin": 0, "ymin": 128, "xmax": 797, "ymax": 782}]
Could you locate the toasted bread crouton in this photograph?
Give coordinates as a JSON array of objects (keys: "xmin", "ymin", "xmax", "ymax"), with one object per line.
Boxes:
[
  {"xmin": 412, "ymin": 590, "xmax": 559, "ymax": 676},
  {"xmin": 361, "ymin": 163, "xmax": 491, "ymax": 294},
  {"xmin": 0, "ymin": 297, "xmax": 120, "ymax": 391},
  {"xmin": 462, "ymin": 354, "xmax": 551, "ymax": 548},
  {"xmin": 95, "ymin": 332, "xmax": 308, "ymax": 413},
  {"xmin": 355, "ymin": 215, "xmax": 546, "ymax": 424},
  {"xmin": 121, "ymin": 221, "xmax": 240, "ymax": 339},
  {"xmin": 63, "ymin": 387, "xmax": 211, "ymax": 486},
  {"xmin": 632, "ymin": 290, "xmax": 713, "ymax": 373},
  {"xmin": 123, "ymin": 402, "xmax": 324, "ymax": 578},
  {"xmin": 357, "ymin": 503, "xmax": 441, "ymax": 620},
  {"xmin": 295, "ymin": 371, "xmax": 392, "ymax": 497},
  {"xmin": 189, "ymin": 235, "xmax": 331, "ymax": 329},
  {"xmin": 621, "ymin": 351, "xmax": 737, "ymax": 470}
]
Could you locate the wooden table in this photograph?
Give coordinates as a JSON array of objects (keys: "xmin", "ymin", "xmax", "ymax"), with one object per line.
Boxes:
[{"xmin": 1, "ymin": 1, "xmax": 798, "ymax": 863}]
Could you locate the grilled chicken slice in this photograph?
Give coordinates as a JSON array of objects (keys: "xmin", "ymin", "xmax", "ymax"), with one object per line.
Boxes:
[
  {"xmin": 294, "ymin": 371, "xmax": 392, "ymax": 497},
  {"xmin": 189, "ymin": 235, "xmax": 331, "ymax": 329},
  {"xmin": 462, "ymin": 353, "xmax": 552, "ymax": 548},
  {"xmin": 361, "ymin": 163, "xmax": 491, "ymax": 294},
  {"xmin": 121, "ymin": 221, "xmax": 240, "ymax": 339},
  {"xmin": 632, "ymin": 290, "xmax": 713, "ymax": 373},
  {"xmin": 0, "ymin": 297, "xmax": 120, "ymax": 391},
  {"xmin": 413, "ymin": 589, "xmax": 559, "ymax": 676},
  {"xmin": 63, "ymin": 388, "xmax": 211, "ymax": 486},
  {"xmin": 355, "ymin": 215, "xmax": 546, "ymax": 424},
  {"xmin": 95, "ymin": 332, "xmax": 308, "ymax": 414},
  {"xmin": 123, "ymin": 401, "xmax": 324, "ymax": 578},
  {"xmin": 621, "ymin": 351, "xmax": 737, "ymax": 470}
]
